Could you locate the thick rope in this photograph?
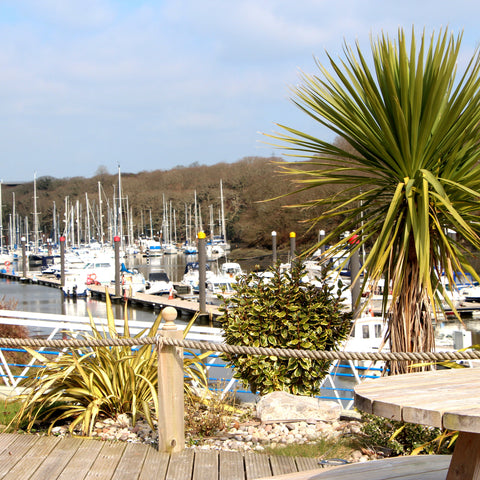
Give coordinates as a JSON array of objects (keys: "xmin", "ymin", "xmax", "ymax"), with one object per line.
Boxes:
[{"xmin": 0, "ymin": 335, "xmax": 479, "ymax": 362}]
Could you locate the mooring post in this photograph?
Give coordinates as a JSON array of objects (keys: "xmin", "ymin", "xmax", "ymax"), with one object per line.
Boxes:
[
  {"xmin": 21, "ymin": 237, "xmax": 27, "ymax": 279},
  {"xmin": 157, "ymin": 306, "xmax": 184, "ymax": 453},
  {"xmin": 114, "ymin": 235, "xmax": 121, "ymax": 298},
  {"xmin": 60, "ymin": 236, "xmax": 66, "ymax": 288},
  {"xmin": 272, "ymin": 230, "xmax": 277, "ymax": 265},
  {"xmin": 318, "ymin": 229, "xmax": 325, "ymax": 254},
  {"xmin": 289, "ymin": 231, "xmax": 296, "ymax": 263},
  {"xmin": 198, "ymin": 231, "xmax": 206, "ymax": 313}
]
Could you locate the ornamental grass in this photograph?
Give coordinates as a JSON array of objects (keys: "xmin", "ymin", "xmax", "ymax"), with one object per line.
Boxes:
[{"xmin": 8, "ymin": 293, "xmax": 210, "ymax": 436}]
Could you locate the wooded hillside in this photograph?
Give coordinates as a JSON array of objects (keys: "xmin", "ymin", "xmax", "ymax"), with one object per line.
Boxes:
[{"xmin": 2, "ymin": 156, "xmax": 341, "ymax": 251}]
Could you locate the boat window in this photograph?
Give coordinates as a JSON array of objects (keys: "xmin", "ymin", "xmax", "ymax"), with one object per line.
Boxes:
[
  {"xmin": 362, "ymin": 325, "xmax": 370, "ymax": 338},
  {"xmin": 374, "ymin": 324, "xmax": 383, "ymax": 338}
]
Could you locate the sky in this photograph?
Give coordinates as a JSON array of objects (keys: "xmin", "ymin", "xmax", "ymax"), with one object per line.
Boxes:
[{"xmin": 1, "ymin": 1, "xmax": 480, "ymax": 182}]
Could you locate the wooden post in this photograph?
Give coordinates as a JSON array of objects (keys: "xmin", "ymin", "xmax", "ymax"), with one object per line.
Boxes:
[
  {"xmin": 60, "ymin": 236, "xmax": 66, "ymax": 288},
  {"xmin": 114, "ymin": 236, "xmax": 121, "ymax": 298},
  {"xmin": 157, "ymin": 306, "xmax": 184, "ymax": 453},
  {"xmin": 198, "ymin": 231, "xmax": 206, "ymax": 313},
  {"xmin": 289, "ymin": 231, "xmax": 296, "ymax": 263}
]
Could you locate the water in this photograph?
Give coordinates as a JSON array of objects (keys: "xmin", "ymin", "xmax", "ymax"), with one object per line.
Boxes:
[{"xmin": 0, "ymin": 277, "xmax": 161, "ymax": 324}]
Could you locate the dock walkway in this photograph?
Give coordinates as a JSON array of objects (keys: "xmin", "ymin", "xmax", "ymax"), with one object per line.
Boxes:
[
  {"xmin": 0, "ymin": 272, "xmax": 221, "ymax": 319},
  {"xmin": 0, "ymin": 433, "xmax": 321, "ymax": 480}
]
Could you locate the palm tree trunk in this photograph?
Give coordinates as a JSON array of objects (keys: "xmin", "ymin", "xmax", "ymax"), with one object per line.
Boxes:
[{"xmin": 387, "ymin": 249, "xmax": 435, "ymax": 374}]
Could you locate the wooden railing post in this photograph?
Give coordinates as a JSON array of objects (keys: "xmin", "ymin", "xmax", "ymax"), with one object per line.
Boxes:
[{"xmin": 157, "ymin": 306, "xmax": 184, "ymax": 453}]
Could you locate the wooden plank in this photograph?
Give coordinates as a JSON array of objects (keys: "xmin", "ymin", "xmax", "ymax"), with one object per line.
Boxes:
[
  {"xmin": 269, "ymin": 455, "xmax": 297, "ymax": 476},
  {"xmin": 28, "ymin": 437, "xmax": 85, "ymax": 480},
  {"xmin": 218, "ymin": 450, "xmax": 244, "ymax": 480},
  {"xmin": 56, "ymin": 438, "xmax": 105, "ymax": 480},
  {"xmin": 443, "ymin": 407, "xmax": 480, "ymax": 433},
  {"xmin": 403, "ymin": 397, "xmax": 480, "ymax": 429},
  {"xmin": 137, "ymin": 448, "xmax": 170, "ymax": 480},
  {"xmin": 254, "ymin": 455, "xmax": 451, "ymax": 480},
  {"xmin": 84, "ymin": 442, "xmax": 126, "ymax": 480},
  {"xmin": 111, "ymin": 443, "xmax": 149, "ymax": 480},
  {"xmin": 1, "ymin": 435, "xmax": 60, "ymax": 480},
  {"xmin": 0, "ymin": 434, "xmax": 42, "ymax": 477},
  {"xmin": 165, "ymin": 449, "xmax": 194, "ymax": 480},
  {"xmin": 446, "ymin": 432, "xmax": 480, "ymax": 480},
  {"xmin": 193, "ymin": 450, "xmax": 219, "ymax": 480},
  {"xmin": 0, "ymin": 433, "xmax": 22, "ymax": 453},
  {"xmin": 244, "ymin": 451, "xmax": 271, "ymax": 480},
  {"xmin": 294, "ymin": 457, "xmax": 320, "ymax": 472}
]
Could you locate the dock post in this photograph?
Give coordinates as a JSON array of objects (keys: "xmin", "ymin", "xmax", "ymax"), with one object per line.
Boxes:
[
  {"xmin": 114, "ymin": 236, "xmax": 121, "ymax": 298},
  {"xmin": 318, "ymin": 229, "xmax": 325, "ymax": 254},
  {"xmin": 21, "ymin": 237, "xmax": 27, "ymax": 279},
  {"xmin": 198, "ymin": 231, "xmax": 206, "ymax": 313},
  {"xmin": 157, "ymin": 307, "xmax": 184, "ymax": 453},
  {"xmin": 289, "ymin": 231, "xmax": 296, "ymax": 263},
  {"xmin": 60, "ymin": 236, "xmax": 66, "ymax": 287},
  {"xmin": 272, "ymin": 231, "xmax": 277, "ymax": 265}
]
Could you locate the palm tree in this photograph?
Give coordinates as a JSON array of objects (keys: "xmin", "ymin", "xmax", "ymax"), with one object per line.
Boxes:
[{"xmin": 269, "ymin": 28, "xmax": 480, "ymax": 373}]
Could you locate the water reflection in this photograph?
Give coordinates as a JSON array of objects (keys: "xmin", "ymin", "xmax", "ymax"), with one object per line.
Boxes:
[{"xmin": 0, "ymin": 278, "xmax": 161, "ymax": 324}]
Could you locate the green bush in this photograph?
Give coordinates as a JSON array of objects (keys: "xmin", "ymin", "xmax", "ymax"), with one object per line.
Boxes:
[
  {"xmin": 218, "ymin": 261, "xmax": 352, "ymax": 396},
  {"xmin": 360, "ymin": 413, "xmax": 455, "ymax": 456}
]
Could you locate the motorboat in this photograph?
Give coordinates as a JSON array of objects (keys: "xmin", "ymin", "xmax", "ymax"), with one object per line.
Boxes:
[
  {"xmin": 220, "ymin": 262, "xmax": 243, "ymax": 279},
  {"xmin": 120, "ymin": 263, "xmax": 146, "ymax": 294},
  {"xmin": 144, "ymin": 271, "xmax": 174, "ymax": 295},
  {"xmin": 206, "ymin": 275, "xmax": 236, "ymax": 305}
]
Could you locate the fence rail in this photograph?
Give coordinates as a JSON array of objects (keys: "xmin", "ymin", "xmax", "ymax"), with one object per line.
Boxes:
[{"xmin": 0, "ymin": 307, "xmax": 477, "ymax": 451}]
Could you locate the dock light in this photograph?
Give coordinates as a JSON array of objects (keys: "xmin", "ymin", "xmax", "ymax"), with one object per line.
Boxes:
[
  {"xmin": 272, "ymin": 231, "xmax": 277, "ymax": 236},
  {"xmin": 114, "ymin": 236, "xmax": 121, "ymax": 242},
  {"xmin": 198, "ymin": 231, "xmax": 206, "ymax": 239},
  {"xmin": 60, "ymin": 236, "xmax": 65, "ymax": 242},
  {"xmin": 290, "ymin": 232, "xmax": 296, "ymax": 238}
]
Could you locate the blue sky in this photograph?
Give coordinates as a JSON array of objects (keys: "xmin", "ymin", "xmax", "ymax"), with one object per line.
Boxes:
[{"xmin": 1, "ymin": 0, "xmax": 480, "ymax": 181}]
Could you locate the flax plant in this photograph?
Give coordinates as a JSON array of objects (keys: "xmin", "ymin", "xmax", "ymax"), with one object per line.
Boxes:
[
  {"xmin": 9, "ymin": 294, "xmax": 209, "ymax": 435},
  {"xmin": 268, "ymin": 28, "xmax": 480, "ymax": 373}
]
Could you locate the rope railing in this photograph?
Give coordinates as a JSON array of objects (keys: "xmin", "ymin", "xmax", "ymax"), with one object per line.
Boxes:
[{"xmin": 0, "ymin": 335, "xmax": 479, "ymax": 363}]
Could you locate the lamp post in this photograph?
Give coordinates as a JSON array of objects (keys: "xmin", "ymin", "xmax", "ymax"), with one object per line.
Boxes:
[
  {"xmin": 319, "ymin": 229, "xmax": 325, "ymax": 253},
  {"xmin": 272, "ymin": 231, "xmax": 277, "ymax": 265},
  {"xmin": 21, "ymin": 236, "xmax": 27, "ymax": 278}
]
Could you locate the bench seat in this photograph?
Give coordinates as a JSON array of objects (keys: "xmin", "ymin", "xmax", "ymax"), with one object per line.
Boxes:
[{"xmin": 255, "ymin": 454, "xmax": 452, "ymax": 480}]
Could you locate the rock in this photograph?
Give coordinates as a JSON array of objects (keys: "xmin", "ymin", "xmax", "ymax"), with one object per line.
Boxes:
[{"xmin": 256, "ymin": 391, "xmax": 342, "ymax": 422}]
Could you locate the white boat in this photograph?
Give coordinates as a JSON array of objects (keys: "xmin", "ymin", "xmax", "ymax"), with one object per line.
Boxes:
[
  {"xmin": 181, "ymin": 261, "xmax": 216, "ymax": 293},
  {"xmin": 220, "ymin": 262, "xmax": 243, "ymax": 279},
  {"xmin": 120, "ymin": 264, "xmax": 146, "ymax": 294},
  {"xmin": 163, "ymin": 243, "xmax": 178, "ymax": 255},
  {"xmin": 206, "ymin": 275, "xmax": 236, "ymax": 305},
  {"xmin": 144, "ymin": 271, "xmax": 174, "ymax": 295}
]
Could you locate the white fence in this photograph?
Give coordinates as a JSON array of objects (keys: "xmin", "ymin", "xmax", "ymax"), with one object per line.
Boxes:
[{"xmin": 0, "ymin": 310, "xmax": 381, "ymax": 408}]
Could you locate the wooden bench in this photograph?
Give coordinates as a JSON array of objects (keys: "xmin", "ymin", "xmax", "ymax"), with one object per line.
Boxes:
[{"xmin": 254, "ymin": 454, "xmax": 452, "ymax": 480}]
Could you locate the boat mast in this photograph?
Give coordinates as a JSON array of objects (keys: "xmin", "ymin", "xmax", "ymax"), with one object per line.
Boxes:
[
  {"xmin": 0, "ymin": 181, "xmax": 3, "ymax": 252},
  {"xmin": 98, "ymin": 181, "xmax": 104, "ymax": 244},
  {"xmin": 117, "ymin": 165, "xmax": 124, "ymax": 248},
  {"xmin": 12, "ymin": 192, "xmax": 16, "ymax": 248},
  {"xmin": 220, "ymin": 179, "xmax": 226, "ymax": 244},
  {"xmin": 33, "ymin": 172, "xmax": 39, "ymax": 253}
]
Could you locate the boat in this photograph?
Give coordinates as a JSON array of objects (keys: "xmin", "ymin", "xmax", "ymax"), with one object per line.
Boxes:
[
  {"xmin": 220, "ymin": 262, "xmax": 243, "ymax": 279},
  {"xmin": 181, "ymin": 261, "xmax": 216, "ymax": 293},
  {"xmin": 205, "ymin": 275, "xmax": 236, "ymax": 305},
  {"xmin": 120, "ymin": 263, "xmax": 146, "ymax": 294},
  {"xmin": 144, "ymin": 271, "xmax": 174, "ymax": 295}
]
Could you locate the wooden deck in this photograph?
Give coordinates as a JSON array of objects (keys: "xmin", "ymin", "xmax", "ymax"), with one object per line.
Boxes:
[{"xmin": 0, "ymin": 433, "xmax": 321, "ymax": 480}]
